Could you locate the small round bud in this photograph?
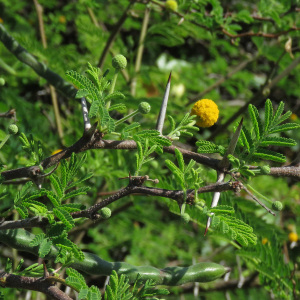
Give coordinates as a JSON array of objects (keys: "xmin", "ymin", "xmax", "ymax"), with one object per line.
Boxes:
[
  {"xmin": 112, "ymin": 54, "xmax": 127, "ymax": 70},
  {"xmin": 260, "ymin": 165, "xmax": 271, "ymax": 174},
  {"xmin": 181, "ymin": 213, "xmax": 190, "ymax": 224},
  {"xmin": 138, "ymin": 102, "xmax": 151, "ymax": 114},
  {"xmin": 165, "ymin": 0, "xmax": 178, "ymax": 12},
  {"xmin": 0, "ymin": 78, "xmax": 5, "ymax": 86},
  {"xmin": 8, "ymin": 124, "xmax": 18, "ymax": 135},
  {"xmin": 100, "ymin": 207, "xmax": 111, "ymax": 219},
  {"xmin": 272, "ymin": 201, "xmax": 283, "ymax": 211},
  {"xmin": 288, "ymin": 232, "xmax": 298, "ymax": 243}
]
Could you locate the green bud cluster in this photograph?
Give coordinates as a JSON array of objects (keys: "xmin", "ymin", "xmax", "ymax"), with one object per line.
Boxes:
[
  {"xmin": 138, "ymin": 102, "xmax": 151, "ymax": 114},
  {"xmin": 100, "ymin": 207, "xmax": 111, "ymax": 219},
  {"xmin": 8, "ymin": 124, "xmax": 18, "ymax": 135},
  {"xmin": 112, "ymin": 54, "xmax": 127, "ymax": 70},
  {"xmin": 272, "ymin": 201, "xmax": 283, "ymax": 211}
]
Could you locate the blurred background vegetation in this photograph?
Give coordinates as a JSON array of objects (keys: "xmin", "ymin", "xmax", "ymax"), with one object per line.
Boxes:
[{"xmin": 0, "ymin": 0, "xmax": 299, "ymax": 299}]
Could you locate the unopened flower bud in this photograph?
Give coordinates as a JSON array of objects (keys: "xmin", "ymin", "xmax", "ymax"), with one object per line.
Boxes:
[{"xmin": 112, "ymin": 54, "xmax": 127, "ymax": 70}]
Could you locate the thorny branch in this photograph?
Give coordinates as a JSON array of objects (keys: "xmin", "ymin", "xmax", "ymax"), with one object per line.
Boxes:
[
  {"xmin": 1, "ymin": 125, "xmax": 299, "ymax": 183},
  {"xmin": 0, "ymin": 180, "xmax": 236, "ymax": 230},
  {"xmin": 0, "ymin": 270, "xmax": 72, "ymax": 300}
]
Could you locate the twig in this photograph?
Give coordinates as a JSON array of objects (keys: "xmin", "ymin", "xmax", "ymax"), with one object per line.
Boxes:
[
  {"xmin": 242, "ymin": 185, "xmax": 275, "ymax": 216},
  {"xmin": 0, "ymin": 109, "xmax": 16, "ymax": 121},
  {"xmin": 131, "ymin": 6, "xmax": 151, "ymax": 97},
  {"xmin": 221, "ymin": 27, "xmax": 300, "ymax": 39},
  {"xmin": 0, "ymin": 181, "xmax": 235, "ymax": 230},
  {"xmin": 186, "ymin": 56, "xmax": 257, "ymax": 106},
  {"xmin": 0, "ymin": 24, "xmax": 77, "ymax": 99},
  {"xmin": 97, "ymin": 1, "xmax": 137, "ymax": 69},
  {"xmin": 0, "ymin": 270, "xmax": 72, "ymax": 300},
  {"xmin": 209, "ymin": 55, "xmax": 300, "ymax": 139},
  {"xmin": 33, "ymin": 0, "xmax": 64, "ymax": 142},
  {"xmin": 156, "ymin": 72, "xmax": 172, "ymax": 134}
]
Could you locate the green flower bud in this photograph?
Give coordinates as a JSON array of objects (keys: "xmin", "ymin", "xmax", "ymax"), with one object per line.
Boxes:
[
  {"xmin": 112, "ymin": 54, "xmax": 127, "ymax": 70},
  {"xmin": 100, "ymin": 207, "xmax": 111, "ymax": 219},
  {"xmin": 138, "ymin": 102, "xmax": 151, "ymax": 114},
  {"xmin": 8, "ymin": 124, "xmax": 18, "ymax": 135},
  {"xmin": 272, "ymin": 201, "xmax": 283, "ymax": 211},
  {"xmin": 181, "ymin": 213, "xmax": 190, "ymax": 224},
  {"xmin": 165, "ymin": 0, "xmax": 178, "ymax": 12},
  {"xmin": 260, "ymin": 165, "xmax": 271, "ymax": 174},
  {"xmin": 0, "ymin": 78, "xmax": 5, "ymax": 86}
]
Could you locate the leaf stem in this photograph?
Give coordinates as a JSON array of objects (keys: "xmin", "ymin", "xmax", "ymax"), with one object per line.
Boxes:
[{"xmin": 115, "ymin": 109, "xmax": 139, "ymax": 127}]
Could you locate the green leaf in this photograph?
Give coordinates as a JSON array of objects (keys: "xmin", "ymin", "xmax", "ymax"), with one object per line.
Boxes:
[
  {"xmin": 109, "ymin": 103, "xmax": 126, "ymax": 112},
  {"xmin": 248, "ymin": 104, "xmax": 262, "ymax": 140},
  {"xmin": 104, "ymin": 91, "xmax": 125, "ymax": 102},
  {"xmin": 272, "ymin": 101, "xmax": 284, "ymax": 124},
  {"xmin": 76, "ymin": 89, "xmax": 90, "ymax": 99},
  {"xmin": 264, "ymin": 99, "xmax": 273, "ymax": 132},
  {"xmin": 269, "ymin": 123, "xmax": 300, "ymax": 134},
  {"xmin": 50, "ymin": 174, "xmax": 63, "ymax": 199},
  {"xmin": 210, "ymin": 205, "xmax": 235, "ymax": 214},
  {"xmin": 260, "ymin": 137, "xmax": 296, "ymax": 147},
  {"xmin": 89, "ymin": 100, "xmax": 100, "ymax": 118},
  {"xmin": 175, "ymin": 148, "xmax": 185, "ymax": 172},
  {"xmin": 53, "ymin": 207, "xmax": 75, "ymax": 230},
  {"xmin": 38, "ymin": 239, "xmax": 52, "ymax": 258},
  {"xmin": 42, "ymin": 190, "xmax": 60, "ymax": 207},
  {"xmin": 253, "ymin": 148, "xmax": 286, "ymax": 163}
]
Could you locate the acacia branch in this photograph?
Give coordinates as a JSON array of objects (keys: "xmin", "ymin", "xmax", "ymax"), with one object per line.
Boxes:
[
  {"xmin": 0, "ymin": 270, "xmax": 72, "ymax": 300},
  {"xmin": 221, "ymin": 27, "xmax": 300, "ymax": 38},
  {"xmin": 210, "ymin": 55, "xmax": 300, "ymax": 139},
  {"xmin": 1, "ymin": 126, "xmax": 300, "ymax": 183},
  {"xmin": 97, "ymin": 0, "xmax": 137, "ymax": 69},
  {"xmin": 0, "ymin": 180, "xmax": 235, "ymax": 230},
  {"xmin": 0, "ymin": 24, "xmax": 77, "ymax": 99}
]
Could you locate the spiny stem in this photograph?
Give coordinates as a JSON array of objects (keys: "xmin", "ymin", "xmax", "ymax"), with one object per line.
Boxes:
[
  {"xmin": 156, "ymin": 72, "xmax": 172, "ymax": 135},
  {"xmin": 131, "ymin": 6, "xmax": 151, "ymax": 96}
]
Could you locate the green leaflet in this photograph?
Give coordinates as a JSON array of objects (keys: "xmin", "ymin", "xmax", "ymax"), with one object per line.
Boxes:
[
  {"xmin": 260, "ymin": 137, "xmax": 296, "ymax": 147},
  {"xmin": 66, "ymin": 70, "xmax": 101, "ymax": 102},
  {"xmin": 53, "ymin": 207, "xmax": 75, "ymax": 230},
  {"xmin": 38, "ymin": 239, "xmax": 52, "ymax": 258},
  {"xmin": 253, "ymin": 148, "xmax": 286, "ymax": 163}
]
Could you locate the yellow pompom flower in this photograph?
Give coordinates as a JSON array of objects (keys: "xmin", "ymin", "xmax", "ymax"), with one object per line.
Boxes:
[
  {"xmin": 191, "ymin": 99, "xmax": 219, "ymax": 127},
  {"xmin": 262, "ymin": 238, "xmax": 268, "ymax": 245},
  {"xmin": 165, "ymin": 0, "xmax": 178, "ymax": 12},
  {"xmin": 288, "ymin": 232, "xmax": 298, "ymax": 243}
]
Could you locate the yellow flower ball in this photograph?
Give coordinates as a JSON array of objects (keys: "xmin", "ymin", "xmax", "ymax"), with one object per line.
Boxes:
[
  {"xmin": 191, "ymin": 99, "xmax": 219, "ymax": 127},
  {"xmin": 290, "ymin": 113, "xmax": 298, "ymax": 121},
  {"xmin": 59, "ymin": 15, "xmax": 66, "ymax": 24},
  {"xmin": 262, "ymin": 238, "xmax": 268, "ymax": 245},
  {"xmin": 288, "ymin": 232, "xmax": 298, "ymax": 243},
  {"xmin": 165, "ymin": 0, "xmax": 178, "ymax": 12}
]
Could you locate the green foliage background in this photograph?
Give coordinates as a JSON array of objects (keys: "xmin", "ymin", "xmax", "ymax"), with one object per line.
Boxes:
[{"xmin": 0, "ymin": 0, "xmax": 300, "ymax": 299}]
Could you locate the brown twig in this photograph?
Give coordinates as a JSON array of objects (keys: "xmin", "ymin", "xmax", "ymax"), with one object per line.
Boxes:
[
  {"xmin": 0, "ymin": 270, "xmax": 72, "ymax": 300},
  {"xmin": 97, "ymin": 1, "xmax": 137, "ymax": 69},
  {"xmin": 0, "ymin": 109, "xmax": 16, "ymax": 121},
  {"xmin": 33, "ymin": 0, "xmax": 64, "ymax": 142},
  {"xmin": 242, "ymin": 185, "xmax": 275, "ymax": 216},
  {"xmin": 0, "ymin": 181, "xmax": 235, "ymax": 230},
  {"xmin": 186, "ymin": 56, "xmax": 258, "ymax": 106},
  {"xmin": 209, "ymin": 55, "xmax": 300, "ymax": 140}
]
